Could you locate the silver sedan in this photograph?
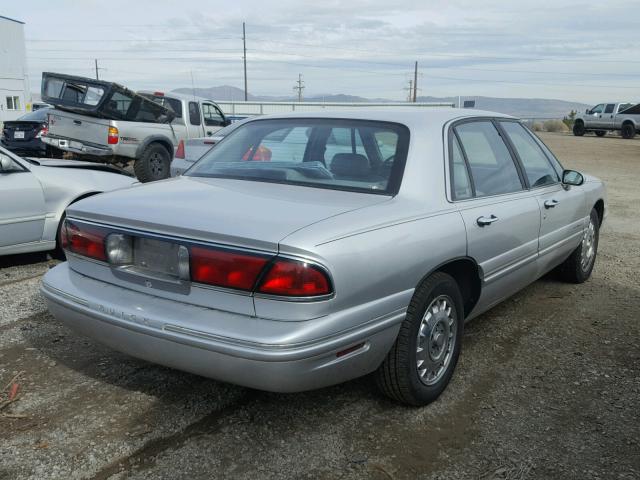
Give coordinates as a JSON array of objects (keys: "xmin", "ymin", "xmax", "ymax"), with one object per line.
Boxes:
[
  {"xmin": 0, "ymin": 146, "xmax": 136, "ymax": 256},
  {"xmin": 41, "ymin": 109, "xmax": 606, "ymax": 406}
]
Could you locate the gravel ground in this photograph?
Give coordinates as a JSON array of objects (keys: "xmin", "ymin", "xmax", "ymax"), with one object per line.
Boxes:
[{"xmin": 0, "ymin": 132, "xmax": 638, "ymax": 480}]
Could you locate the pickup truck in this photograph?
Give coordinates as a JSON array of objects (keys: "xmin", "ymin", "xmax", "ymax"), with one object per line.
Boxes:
[
  {"xmin": 40, "ymin": 72, "xmax": 230, "ymax": 182},
  {"xmin": 573, "ymin": 102, "xmax": 640, "ymax": 139}
]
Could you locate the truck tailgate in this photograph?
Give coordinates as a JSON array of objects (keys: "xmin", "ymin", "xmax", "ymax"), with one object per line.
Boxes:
[{"xmin": 48, "ymin": 110, "xmax": 110, "ymax": 146}]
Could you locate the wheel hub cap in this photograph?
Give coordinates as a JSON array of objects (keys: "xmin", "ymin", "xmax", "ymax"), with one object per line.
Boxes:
[
  {"xmin": 580, "ymin": 219, "xmax": 596, "ymax": 271},
  {"xmin": 416, "ymin": 296, "xmax": 457, "ymax": 386}
]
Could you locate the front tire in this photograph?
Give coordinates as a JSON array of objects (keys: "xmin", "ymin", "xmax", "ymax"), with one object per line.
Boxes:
[
  {"xmin": 621, "ymin": 123, "xmax": 636, "ymax": 139},
  {"xmin": 376, "ymin": 272, "xmax": 464, "ymax": 406},
  {"xmin": 134, "ymin": 144, "xmax": 171, "ymax": 182},
  {"xmin": 573, "ymin": 121, "xmax": 585, "ymax": 136},
  {"xmin": 558, "ymin": 208, "xmax": 600, "ymax": 283},
  {"xmin": 595, "ymin": 130, "xmax": 606, "ymax": 137}
]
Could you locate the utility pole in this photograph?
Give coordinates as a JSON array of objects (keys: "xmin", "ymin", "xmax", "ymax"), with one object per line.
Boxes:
[
  {"xmin": 293, "ymin": 73, "xmax": 305, "ymax": 102},
  {"xmin": 94, "ymin": 59, "xmax": 100, "ymax": 80},
  {"xmin": 413, "ymin": 61, "xmax": 418, "ymax": 102},
  {"xmin": 242, "ymin": 22, "xmax": 248, "ymax": 101},
  {"xmin": 404, "ymin": 79, "xmax": 413, "ymax": 102}
]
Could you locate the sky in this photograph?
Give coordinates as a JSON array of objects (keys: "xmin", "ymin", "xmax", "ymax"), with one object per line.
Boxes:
[{"xmin": 3, "ymin": 0, "xmax": 640, "ymax": 103}]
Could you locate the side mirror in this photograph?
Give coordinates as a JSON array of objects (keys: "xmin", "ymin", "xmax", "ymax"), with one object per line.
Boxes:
[
  {"xmin": 562, "ymin": 169, "xmax": 584, "ymax": 186},
  {"xmin": 0, "ymin": 154, "xmax": 13, "ymax": 171},
  {"xmin": 585, "ymin": 109, "xmax": 590, "ymax": 114}
]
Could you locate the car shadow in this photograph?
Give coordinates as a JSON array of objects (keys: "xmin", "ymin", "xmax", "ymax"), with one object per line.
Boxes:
[{"xmin": 0, "ymin": 251, "xmax": 50, "ymax": 269}]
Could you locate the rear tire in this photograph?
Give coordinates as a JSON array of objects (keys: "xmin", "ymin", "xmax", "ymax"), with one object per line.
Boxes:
[
  {"xmin": 621, "ymin": 123, "xmax": 636, "ymax": 139},
  {"xmin": 52, "ymin": 213, "xmax": 67, "ymax": 260},
  {"xmin": 376, "ymin": 272, "xmax": 464, "ymax": 406},
  {"xmin": 558, "ymin": 208, "xmax": 599, "ymax": 283},
  {"xmin": 573, "ymin": 121, "xmax": 585, "ymax": 136},
  {"xmin": 134, "ymin": 144, "xmax": 171, "ymax": 182},
  {"xmin": 595, "ymin": 130, "xmax": 606, "ymax": 137}
]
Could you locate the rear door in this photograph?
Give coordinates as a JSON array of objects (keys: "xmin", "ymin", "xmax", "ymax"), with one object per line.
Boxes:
[
  {"xmin": 602, "ymin": 103, "xmax": 616, "ymax": 129},
  {"xmin": 451, "ymin": 120, "xmax": 541, "ymax": 310},
  {"xmin": 186, "ymin": 101, "xmax": 205, "ymax": 139},
  {"xmin": 0, "ymin": 154, "xmax": 46, "ymax": 248}
]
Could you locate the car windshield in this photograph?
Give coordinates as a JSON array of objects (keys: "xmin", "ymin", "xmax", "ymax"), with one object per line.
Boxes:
[
  {"xmin": 187, "ymin": 118, "xmax": 409, "ymax": 195},
  {"xmin": 17, "ymin": 109, "xmax": 50, "ymax": 122}
]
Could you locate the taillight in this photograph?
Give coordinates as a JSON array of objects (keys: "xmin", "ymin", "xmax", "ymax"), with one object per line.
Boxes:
[
  {"xmin": 61, "ymin": 220, "xmax": 108, "ymax": 261},
  {"xmin": 190, "ymin": 246, "xmax": 269, "ymax": 291},
  {"xmin": 108, "ymin": 126, "xmax": 119, "ymax": 145},
  {"xmin": 36, "ymin": 125, "xmax": 48, "ymax": 138},
  {"xmin": 175, "ymin": 140, "xmax": 185, "ymax": 159},
  {"xmin": 257, "ymin": 259, "xmax": 331, "ymax": 297}
]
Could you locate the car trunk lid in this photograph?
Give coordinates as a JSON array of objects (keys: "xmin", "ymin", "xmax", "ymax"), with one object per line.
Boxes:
[
  {"xmin": 2, "ymin": 121, "xmax": 44, "ymax": 142},
  {"xmin": 66, "ymin": 176, "xmax": 390, "ymax": 252}
]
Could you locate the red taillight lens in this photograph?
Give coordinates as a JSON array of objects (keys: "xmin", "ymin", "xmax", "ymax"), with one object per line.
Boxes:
[
  {"xmin": 175, "ymin": 140, "xmax": 185, "ymax": 159},
  {"xmin": 257, "ymin": 259, "xmax": 331, "ymax": 297},
  {"xmin": 107, "ymin": 126, "xmax": 119, "ymax": 145},
  {"xmin": 62, "ymin": 220, "xmax": 107, "ymax": 261},
  {"xmin": 190, "ymin": 246, "xmax": 269, "ymax": 291},
  {"xmin": 36, "ymin": 125, "xmax": 48, "ymax": 138}
]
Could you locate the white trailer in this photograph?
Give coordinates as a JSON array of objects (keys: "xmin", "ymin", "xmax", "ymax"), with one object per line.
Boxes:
[{"xmin": 217, "ymin": 101, "xmax": 455, "ymax": 117}]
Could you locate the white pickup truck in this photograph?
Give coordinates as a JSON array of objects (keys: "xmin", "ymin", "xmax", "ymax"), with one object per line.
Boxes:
[
  {"xmin": 40, "ymin": 73, "xmax": 230, "ymax": 182},
  {"xmin": 573, "ymin": 102, "xmax": 640, "ymax": 139}
]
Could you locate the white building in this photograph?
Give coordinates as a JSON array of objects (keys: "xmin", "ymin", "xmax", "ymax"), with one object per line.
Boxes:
[{"xmin": 0, "ymin": 15, "xmax": 30, "ymax": 124}]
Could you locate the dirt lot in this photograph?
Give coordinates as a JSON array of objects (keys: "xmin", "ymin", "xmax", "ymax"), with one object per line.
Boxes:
[{"xmin": 1, "ymin": 132, "xmax": 638, "ymax": 480}]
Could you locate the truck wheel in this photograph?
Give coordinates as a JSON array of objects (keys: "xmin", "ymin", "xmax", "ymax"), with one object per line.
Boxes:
[
  {"xmin": 595, "ymin": 130, "xmax": 606, "ymax": 137},
  {"xmin": 621, "ymin": 123, "xmax": 636, "ymax": 139},
  {"xmin": 573, "ymin": 121, "xmax": 585, "ymax": 136},
  {"xmin": 375, "ymin": 272, "xmax": 464, "ymax": 406},
  {"xmin": 135, "ymin": 144, "xmax": 171, "ymax": 182}
]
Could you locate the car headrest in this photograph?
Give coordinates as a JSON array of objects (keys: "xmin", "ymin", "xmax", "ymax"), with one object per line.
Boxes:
[{"xmin": 330, "ymin": 153, "xmax": 370, "ymax": 177}]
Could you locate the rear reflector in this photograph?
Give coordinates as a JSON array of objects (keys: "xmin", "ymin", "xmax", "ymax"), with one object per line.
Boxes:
[
  {"xmin": 336, "ymin": 343, "xmax": 365, "ymax": 358},
  {"xmin": 62, "ymin": 220, "xmax": 108, "ymax": 261},
  {"xmin": 257, "ymin": 259, "xmax": 331, "ymax": 297},
  {"xmin": 190, "ymin": 246, "xmax": 269, "ymax": 291},
  {"xmin": 175, "ymin": 139, "xmax": 185, "ymax": 159}
]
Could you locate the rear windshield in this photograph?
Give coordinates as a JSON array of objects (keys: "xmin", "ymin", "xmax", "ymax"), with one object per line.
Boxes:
[
  {"xmin": 139, "ymin": 94, "xmax": 183, "ymax": 118},
  {"xmin": 18, "ymin": 109, "xmax": 50, "ymax": 122},
  {"xmin": 186, "ymin": 118, "xmax": 410, "ymax": 195}
]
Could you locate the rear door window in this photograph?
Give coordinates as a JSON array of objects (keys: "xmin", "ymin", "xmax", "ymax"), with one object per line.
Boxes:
[
  {"xmin": 189, "ymin": 102, "xmax": 201, "ymax": 126},
  {"xmin": 604, "ymin": 104, "xmax": 615, "ymax": 114},
  {"xmin": 450, "ymin": 135, "xmax": 473, "ymax": 200},
  {"xmin": 454, "ymin": 121, "xmax": 523, "ymax": 197}
]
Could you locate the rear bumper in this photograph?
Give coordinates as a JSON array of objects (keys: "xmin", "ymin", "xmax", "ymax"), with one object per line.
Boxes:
[
  {"xmin": 1, "ymin": 138, "xmax": 47, "ymax": 155},
  {"xmin": 41, "ymin": 263, "xmax": 403, "ymax": 392},
  {"xmin": 42, "ymin": 134, "xmax": 114, "ymax": 157}
]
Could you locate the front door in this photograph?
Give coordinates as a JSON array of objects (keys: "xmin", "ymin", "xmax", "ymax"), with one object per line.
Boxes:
[
  {"xmin": 0, "ymin": 154, "xmax": 46, "ymax": 249},
  {"xmin": 497, "ymin": 120, "xmax": 585, "ymax": 272},
  {"xmin": 452, "ymin": 120, "xmax": 541, "ymax": 311},
  {"xmin": 587, "ymin": 103, "xmax": 605, "ymax": 129},
  {"xmin": 201, "ymin": 102, "xmax": 226, "ymax": 137}
]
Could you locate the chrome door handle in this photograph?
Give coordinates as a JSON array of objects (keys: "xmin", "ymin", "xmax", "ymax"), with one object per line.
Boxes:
[
  {"xmin": 544, "ymin": 199, "xmax": 559, "ymax": 209},
  {"xmin": 477, "ymin": 215, "xmax": 499, "ymax": 226}
]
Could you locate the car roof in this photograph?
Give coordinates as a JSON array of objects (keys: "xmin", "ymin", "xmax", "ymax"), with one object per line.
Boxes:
[{"xmin": 239, "ymin": 108, "xmax": 515, "ymax": 129}]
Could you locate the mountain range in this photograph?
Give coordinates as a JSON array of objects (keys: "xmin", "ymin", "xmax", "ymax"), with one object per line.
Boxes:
[{"xmin": 172, "ymin": 85, "xmax": 590, "ymax": 119}]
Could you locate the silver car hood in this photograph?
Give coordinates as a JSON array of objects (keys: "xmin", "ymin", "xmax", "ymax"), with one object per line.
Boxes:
[{"xmin": 67, "ymin": 176, "xmax": 390, "ymax": 251}]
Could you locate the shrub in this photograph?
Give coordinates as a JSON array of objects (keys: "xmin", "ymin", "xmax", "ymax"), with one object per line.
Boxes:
[
  {"xmin": 532, "ymin": 122, "xmax": 544, "ymax": 132},
  {"xmin": 543, "ymin": 119, "xmax": 569, "ymax": 133}
]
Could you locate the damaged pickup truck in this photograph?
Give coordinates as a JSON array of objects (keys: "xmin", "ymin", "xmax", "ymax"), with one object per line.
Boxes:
[{"xmin": 40, "ymin": 72, "xmax": 230, "ymax": 182}]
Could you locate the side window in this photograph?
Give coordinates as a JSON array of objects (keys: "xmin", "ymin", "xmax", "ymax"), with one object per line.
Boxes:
[
  {"xmin": 450, "ymin": 135, "xmax": 472, "ymax": 200},
  {"xmin": 455, "ymin": 121, "xmax": 523, "ymax": 197},
  {"xmin": 590, "ymin": 104, "xmax": 604, "ymax": 114},
  {"xmin": 500, "ymin": 122, "xmax": 559, "ymax": 188},
  {"xmin": 188, "ymin": 102, "xmax": 201, "ymax": 126},
  {"xmin": 604, "ymin": 104, "xmax": 615, "ymax": 114},
  {"xmin": 202, "ymin": 103, "xmax": 224, "ymax": 127},
  {"xmin": 618, "ymin": 103, "xmax": 632, "ymax": 113},
  {"xmin": 105, "ymin": 91, "xmax": 133, "ymax": 118}
]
